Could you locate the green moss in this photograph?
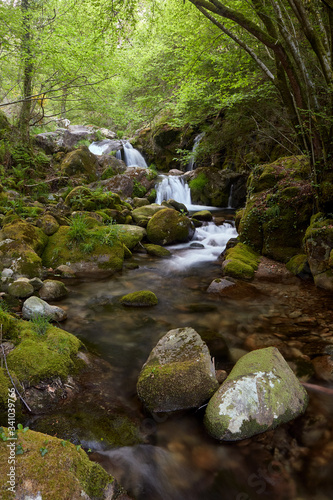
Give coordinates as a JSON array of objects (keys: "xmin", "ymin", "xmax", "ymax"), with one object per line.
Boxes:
[
  {"xmin": 0, "ymin": 369, "xmax": 11, "ymax": 407},
  {"xmin": 0, "ymin": 428, "xmax": 114, "ymax": 499},
  {"xmin": 65, "ymin": 186, "xmax": 126, "ymax": 212},
  {"xmin": 286, "ymin": 254, "xmax": 309, "ymax": 275},
  {"xmin": 2, "ymin": 220, "xmax": 48, "ymax": 256},
  {"xmin": 120, "ymin": 290, "xmax": 158, "ymax": 307},
  {"xmin": 143, "ymin": 244, "xmax": 172, "ymax": 258},
  {"xmin": 223, "ymin": 243, "xmax": 260, "ymax": 280},
  {"xmin": 146, "ymin": 208, "xmax": 194, "ymax": 246}
]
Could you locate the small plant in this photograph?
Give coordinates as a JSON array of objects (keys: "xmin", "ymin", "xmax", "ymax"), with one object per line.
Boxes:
[
  {"xmin": 189, "ymin": 172, "xmax": 209, "ymax": 192},
  {"xmin": 17, "ymin": 423, "xmax": 29, "ymax": 433},
  {"xmin": 80, "ymin": 241, "xmax": 95, "ymax": 254},
  {"xmin": 30, "ymin": 313, "xmax": 51, "ymax": 336},
  {"xmin": 40, "ymin": 446, "xmax": 48, "ymax": 457},
  {"xmin": 76, "ymin": 139, "xmax": 91, "ymax": 148},
  {"xmin": 95, "ymin": 129, "xmax": 104, "ymax": 141},
  {"xmin": 67, "ymin": 214, "xmax": 89, "ymax": 243},
  {"xmin": 132, "ymin": 179, "xmax": 147, "ymax": 198},
  {"xmin": 16, "ymin": 443, "xmax": 24, "ymax": 455}
]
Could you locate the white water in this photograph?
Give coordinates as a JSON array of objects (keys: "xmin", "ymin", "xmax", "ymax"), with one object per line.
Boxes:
[
  {"xmin": 122, "ymin": 141, "xmax": 148, "ymax": 168},
  {"xmin": 89, "ymin": 140, "xmax": 113, "ymax": 155},
  {"xmin": 187, "ymin": 132, "xmax": 204, "ymax": 171},
  {"xmin": 165, "ymin": 221, "xmax": 237, "ymax": 271},
  {"xmin": 228, "ymin": 184, "xmax": 234, "ymax": 208}
]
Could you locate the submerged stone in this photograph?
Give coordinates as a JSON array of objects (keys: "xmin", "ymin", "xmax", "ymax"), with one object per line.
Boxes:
[
  {"xmin": 120, "ymin": 290, "xmax": 158, "ymax": 307},
  {"xmin": 137, "ymin": 327, "xmax": 219, "ymax": 413},
  {"xmin": 204, "ymin": 347, "xmax": 308, "ymax": 441}
]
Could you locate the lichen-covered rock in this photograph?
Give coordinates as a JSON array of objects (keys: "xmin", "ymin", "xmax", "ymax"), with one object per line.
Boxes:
[
  {"xmin": 143, "ymin": 244, "xmax": 172, "ymax": 258},
  {"xmin": 60, "ymin": 146, "xmax": 99, "ymax": 181},
  {"xmin": 120, "ymin": 290, "xmax": 158, "ymax": 307},
  {"xmin": 238, "ymin": 156, "xmax": 313, "ymax": 261},
  {"xmin": 137, "ymin": 327, "xmax": 219, "ymax": 413},
  {"xmin": 222, "ymin": 242, "xmax": 260, "ymax": 280},
  {"xmin": 0, "ymin": 427, "xmax": 117, "ymax": 500},
  {"xmin": 204, "ymin": 347, "xmax": 308, "ymax": 441},
  {"xmin": 22, "ymin": 296, "xmax": 67, "ymax": 321},
  {"xmin": 8, "ymin": 278, "xmax": 34, "ymax": 298},
  {"xmin": 146, "ymin": 208, "xmax": 194, "ymax": 246},
  {"xmin": 1, "ymin": 219, "xmax": 48, "ymax": 256},
  {"xmin": 39, "ymin": 279, "xmax": 69, "ymax": 301},
  {"xmin": 131, "ymin": 204, "xmax": 166, "ymax": 227}
]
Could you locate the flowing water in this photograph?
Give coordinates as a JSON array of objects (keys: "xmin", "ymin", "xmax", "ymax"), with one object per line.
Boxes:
[{"xmin": 28, "ymin": 211, "xmax": 333, "ymax": 500}]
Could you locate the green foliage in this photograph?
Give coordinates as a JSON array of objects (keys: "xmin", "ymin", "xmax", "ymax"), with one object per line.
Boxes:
[
  {"xmin": 67, "ymin": 214, "xmax": 90, "ymax": 243},
  {"xmin": 189, "ymin": 173, "xmax": 209, "ymax": 192},
  {"xmin": 101, "ymin": 167, "xmax": 115, "ymax": 180},
  {"xmin": 30, "ymin": 314, "xmax": 51, "ymax": 336},
  {"xmin": 132, "ymin": 179, "xmax": 147, "ymax": 197}
]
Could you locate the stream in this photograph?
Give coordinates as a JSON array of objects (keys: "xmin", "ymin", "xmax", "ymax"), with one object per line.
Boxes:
[{"xmin": 26, "ymin": 209, "xmax": 333, "ymax": 500}]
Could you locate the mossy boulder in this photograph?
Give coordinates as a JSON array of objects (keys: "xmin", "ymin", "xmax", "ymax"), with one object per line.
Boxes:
[
  {"xmin": 65, "ymin": 186, "xmax": 127, "ymax": 212},
  {"xmin": 304, "ymin": 213, "xmax": 333, "ymax": 277},
  {"xmin": 120, "ymin": 290, "xmax": 158, "ymax": 307},
  {"xmin": 39, "ymin": 279, "xmax": 69, "ymax": 301},
  {"xmin": 238, "ymin": 156, "xmax": 313, "ymax": 261},
  {"xmin": 1, "ymin": 219, "xmax": 48, "ymax": 256},
  {"xmin": 143, "ymin": 244, "xmax": 172, "ymax": 258},
  {"xmin": 8, "ymin": 278, "xmax": 34, "ymax": 298},
  {"xmin": 42, "ymin": 226, "xmax": 124, "ymax": 277},
  {"xmin": 60, "ymin": 146, "xmax": 99, "ymax": 182},
  {"xmin": 131, "ymin": 204, "xmax": 166, "ymax": 227},
  {"xmin": 191, "ymin": 210, "xmax": 213, "ymax": 221},
  {"xmin": 286, "ymin": 254, "xmax": 312, "ymax": 280},
  {"xmin": 114, "ymin": 224, "xmax": 146, "ymax": 250},
  {"xmin": 222, "ymin": 242, "xmax": 260, "ymax": 280},
  {"xmin": 137, "ymin": 327, "xmax": 219, "ymax": 413},
  {"xmin": 146, "ymin": 208, "xmax": 194, "ymax": 246},
  {"xmin": 0, "ymin": 239, "xmax": 43, "ymax": 278},
  {"xmin": 0, "ymin": 427, "xmax": 116, "ymax": 500},
  {"xmin": 204, "ymin": 347, "xmax": 308, "ymax": 441},
  {"xmin": 36, "ymin": 213, "xmax": 60, "ymax": 236}
]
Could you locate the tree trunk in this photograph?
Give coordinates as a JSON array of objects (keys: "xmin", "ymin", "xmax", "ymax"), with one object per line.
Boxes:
[{"xmin": 18, "ymin": 0, "xmax": 33, "ymax": 142}]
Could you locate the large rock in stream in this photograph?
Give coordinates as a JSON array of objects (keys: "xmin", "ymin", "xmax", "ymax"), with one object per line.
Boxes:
[
  {"xmin": 204, "ymin": 347, "xmax": 308, "ymax": 441},
  {"xmin": 137, "ymin": 327, "xmax": 219, "ymax": 413},
  {"xmin": 146, "ymin": 208, "xmax": 195, "ymax": 246}
]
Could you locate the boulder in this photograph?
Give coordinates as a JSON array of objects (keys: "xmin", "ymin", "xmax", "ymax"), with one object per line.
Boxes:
[
  {"xmin": 204, "ymin": 347, "xmax": 308, "ymax": 441},
  {"xmin": 137, "ymin": 327, "xmax": 219, "ymax": 413},
  {"xmin": 114, "ymin": 224, "xmax": 146, "ymax": 250},
  {"xmin": 54, "ymin": 264, "xmax": 76, "ymax": 278},
  {"xmin": 39, "ymin": 279, "xmax": 69, "ymax": 301},
  {"xmin": 35, "ymin": 213, "xmax": 60, "ymax": 236},
  {"xmin": 303, "ymin": 213, "xmax": 333, "ymax": 289},
  {"xmin": 192, "ymin": 210, "xmax": 213, "ymax": 221},
  {"xmin": 120, "ymin": 290, "xmax": 158, "ymax": 307},
  {"xmin": 146, "ymin": 208, "xmax": 195, "ymax": 245},
  {"xmin": 143, "ymin": 244, "xmax": 172, "ymax": 258},
  {"xmin": 65, "ymin": 186, "xmax": 127, "ymax": 212},
  {"xmin": 131, "ymin": 204, "xmax": 166, "ymax": 227},
  {"xmin": 1, "ymin": 219, "xmax": 48, "ymax": 256},
  {"xmin": 222, "ymin": 242, "xmax": 260, "ymax": 280},
  {"xmin": 8, "ymin": 278, "xmax": 34, "ymax": 298},
  {"xmin": 34, "ymin": 130, "xmax": 65, "ymax": 154},
  {"xmin": 22, "ymin": 296, "xmax": 67, "ymax": 321},
  {"xmin": 62, "ymin": 124, "xmax": 97, "ymax": 148},
  {"xmin": 207, "ymin": 278, "xmax": 235, "ymax": 294},
  {"xmin": 0, "ymin": 427, "xmax": 116, "ymax": 499},
  {"xmin": 60, "ymin": 146, "xmax": 99, "ymax": 181},
  {"xmin": 0, "ymin": 239, "xmax": 43, "ymax": 278}
]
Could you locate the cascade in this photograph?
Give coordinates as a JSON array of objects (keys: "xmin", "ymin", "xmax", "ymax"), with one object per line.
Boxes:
[
  {"xmin": 227, "ymin": 184, "xmax": 234, "ymax": 208},
  {"xmin": 116, "ymin": 150, "xmax": 122, "ymax": 160},
  {"xmin": 187, "ymin": 132, "xmax": 204, "ymax": 171},
  {"xmin": 122, "ymin": 141, "xmax": 148, "ymax": 168},
  {"xmin": 89, "ymin": 139, "xmax": 122, "ymax": 156},
  {"xmin": 155, "ymin": 175, "xmax": 192, "ymax": 206}
]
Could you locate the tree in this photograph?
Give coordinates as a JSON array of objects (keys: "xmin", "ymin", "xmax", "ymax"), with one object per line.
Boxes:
[{"xmin": 186, "ymin": 0, "xmax": 333, "ymax": 178}]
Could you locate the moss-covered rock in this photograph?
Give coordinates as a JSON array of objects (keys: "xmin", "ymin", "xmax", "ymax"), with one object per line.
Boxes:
[
  {"xmin": 0, "ymin": 427, "xmax": 116, "ymax": 500},
  {"xmin": 146, "ymin": 208, "xmax": 194, "ymax": 246},
  {"xmin": 131, "ymin": 204, "xmax": 166, "ymax": 227},
  {"xmin": 1, "ymin": 219, "xmax": 48, "ymax": 256},
  {"xmin": 42, "ymin": 226, "xmax": 124, "ymax": 276},
  {"xmin": 204, "ymin": 347, "xmax": 308, "ymax": 441},
  {"xmin": 0, "ymin": 239, "xmax": 43, "ymax": 278},
  {"xmin": 137, "ymin": 327, "xmax": 219, "ymax": 413},
  {"xmin": 143, "ymin": 244, "xmax": 172, "ymax": 258},
  {"xmin": 222, "ymin": 242, "xmax": 260, "ymax": 280},
  {"xmin": 120, "ymin": 290, "xmax": 158, "ymax": 307},
  {"xmin": 65, "ymin": 186, "xmax": 126, "ymax": 212},
  {"xmin": 8, "ymin": 279, "xmax": 34, "ymax": 298},
  {"xmin": 238, "ymin": 156, "xmax": 313, "ymax": 261},
  {"xmin": 60, "ymin": 146, "xmax": 99, "ymax": 182},
  {"xmin": 39, "ymin": 279, "xmax": 69, "ymax": 301},
  {"xmin": 36, "ymin": 213, "xmax": 60, "ymax": 236},
  {"xmin": 191, "ymin": 210, "xmax": 213, "ymax": 221},
  {"xmin": 114, "ymin": 224, "xmax": 146, "ymax": 250},
  {"xmin": 286, "ymin": 254, "xmax": 312, "ymax": 280}
]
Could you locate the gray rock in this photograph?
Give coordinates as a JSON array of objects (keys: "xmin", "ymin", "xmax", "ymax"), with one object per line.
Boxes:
[
  {"xmin": 22, "ymin": 296, "xmax": 67, "ymax": 322},
  {"xmin": 204, "ymin": 347, "xmax": 308, "ymax": 441},
  {"xmin": 29, "ymin": 277, "xmax": 44, "ymax": 291},
  {"xmin": 63, "ymin": 125, "xmax": 97, "ymax": 148},
  {"xmin": 34, "ymin": 130, "xmax": 65, "ymax": 154},
  {"xmin": 137, "ymin": 327, "xmax": 219, "ymax": 413},
  {"xmin": 39, "ymin": 280, "xmax": 68, "ymax": 301},
  {"xmin": 207, "ymin": 278, "xmax": 235, "ymax": 294}
]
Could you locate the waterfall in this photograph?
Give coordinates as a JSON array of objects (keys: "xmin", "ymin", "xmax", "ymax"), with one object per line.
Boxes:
[
  {"xmin": 227, "ymin": 184, "xmax": 234, "ymax": 208},
  {"xmin": 116, "ymin": 150, "xmax": 122, "ymax": 160},
  {"xmin": 187, "ymin": 133, "xmax": 204, "ymax": 171},
  {"xmin": 122, "ymin": 141, "xmax": 148, "ymax": 168},
  {"xmin": 155, "ymin": 175, "xmax": 192, "ymax": 206},
  {"xmin": 89, "ymin": 139, "xmax": 122, "ymax": 156}
]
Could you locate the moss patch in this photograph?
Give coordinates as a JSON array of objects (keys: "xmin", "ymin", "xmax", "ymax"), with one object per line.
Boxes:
[
  {"xmin": 120, "ymin": 290, "xmax": 158, "ymax": 307},
  {"xmin": 223, "ymin": 243, "xmax": 260, "ymax": 280},
  {"xmin": 0, "ymin": 427, "xmax": 114, "ymax": 500}
]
